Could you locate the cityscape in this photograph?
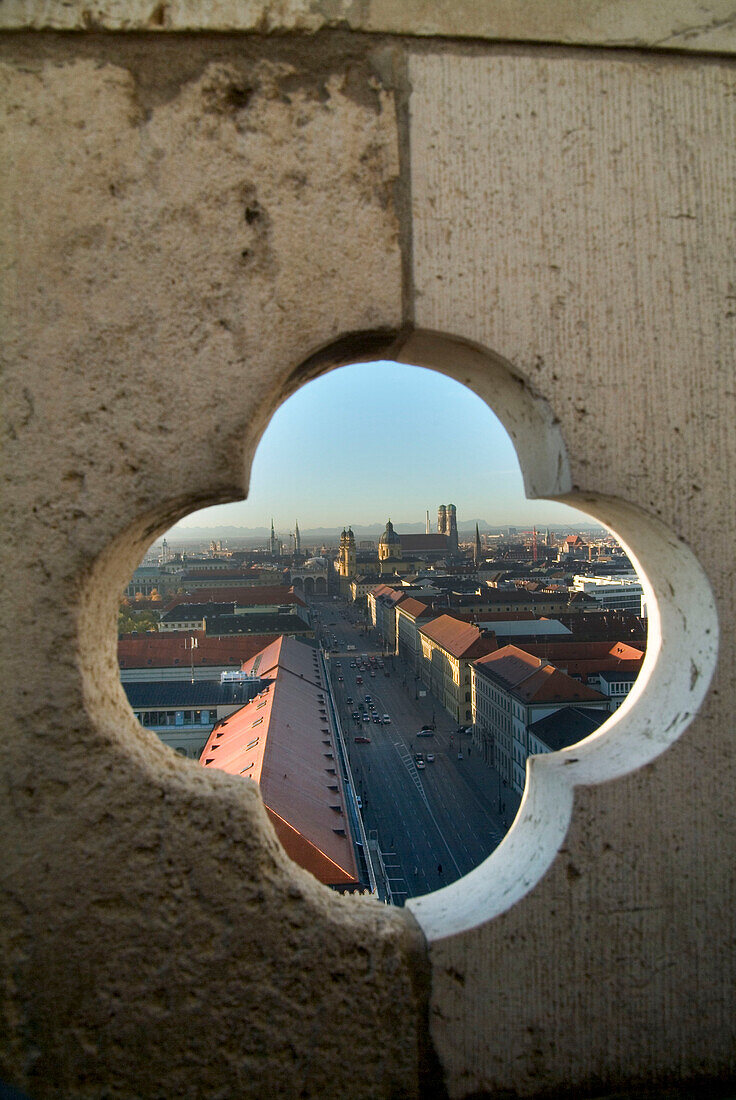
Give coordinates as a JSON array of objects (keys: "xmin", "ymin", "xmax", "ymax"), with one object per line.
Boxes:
[{"xmin": 120, "ymin": 503, "xmax": 647, "ymax": 904}]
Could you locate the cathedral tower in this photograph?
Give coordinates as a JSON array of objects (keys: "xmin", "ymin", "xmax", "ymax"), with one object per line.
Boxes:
[
  {"xmin": 438, "ymin": 504, "xmax": 447, "ymax": 535},
  {"xmin": 447, "ymin": 503, "xmax": 459, "ymax": 554}
]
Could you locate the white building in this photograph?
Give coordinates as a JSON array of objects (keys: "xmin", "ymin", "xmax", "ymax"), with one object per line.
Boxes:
[{"xmin": 570, "ymin": 573, "xmax": 644, "ymax": 613}]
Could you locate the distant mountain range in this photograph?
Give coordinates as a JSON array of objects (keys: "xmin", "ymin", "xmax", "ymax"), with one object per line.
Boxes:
[{"xmin": 165, "ymin": 519, "xmax": 605, "ymax": 543}]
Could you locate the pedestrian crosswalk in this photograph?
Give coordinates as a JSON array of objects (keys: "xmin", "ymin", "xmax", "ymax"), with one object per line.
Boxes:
[{"xmin": 393, "ymin": 741, "xmax": 430, "ymax": 808}]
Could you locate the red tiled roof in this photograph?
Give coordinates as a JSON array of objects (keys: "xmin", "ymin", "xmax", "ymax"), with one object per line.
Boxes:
[
  {"xmin": 118, "ymin": 632, "xmax": 272, "ymax": 668},
  {"xmin": 165, "ymin": 585, "xmax": 306, "ymax": 610},
  {"xmin": 516, "ymin": 664, "xmax": 607, "ymax": 704},
  {"xmin": 369, "ymin": 583, "xmax": 398, "ymax": 598},
  {"xmin": 395, "ymin": 597, "xmax": 432, "ymax": 619},
  {"xmin": 473, "ymin": 645, "xmax": 608, "ymax": 704},
  {"xmin": 200, "ymin": 637, "xmax": 359, "ymax": 887},
  {"xmin": 420, "ymin": 614, "xmax": 497, "ymax": 660},
  {"xmin": 509, "ymin": 640, "xmax": 644, "ymax": 683},
  {"xmin": 473, "ymin": 611, "xmax": 537, "ymax": 621},
  {"xmin": 179, "ymin": 569, "xmax": 252, "ymax": 580}
]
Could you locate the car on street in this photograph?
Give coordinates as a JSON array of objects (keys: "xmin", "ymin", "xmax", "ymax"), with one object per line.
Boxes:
[
  {"xmin": 356, "ymin": 676, "xmax": 363, "ymax": 684},
  {"xmin": 356, "ymin": 796, "xmax": 363, "ymax": 809},
  {"xmin": 416, "ymin": 728, "xmax": 434, "ymax": 737},
  {"xmin": 382, "ymin": 715, "xmax": 390, "ymax": 724},
  {"xmin": 426, "ymin": 753, "xmax": 435, "ymax": 762},
  {"xmin": 354, "ymin": 736, "xmax": 371, "ymax": 744},
  {"xmin": 416, "ymin": 758, "xmax": 426, "ymax": 769},
  {"xmin": 337, "ymin": 675, "xmax": 343, "ymax": 681},
  {"xmin": 346, "ymin": 697, "xmax": 353, "ymax": 705},
  {"xmin": 362, "ymin": 714, "xmax": 370, "ymax": 722},
  {"xmin": 352, "ymin": 711, "xmax": 360, "ymax": 720},
  {"xmin": 372, "ymin": 715, "xmax": 381, "ymax": 723}
]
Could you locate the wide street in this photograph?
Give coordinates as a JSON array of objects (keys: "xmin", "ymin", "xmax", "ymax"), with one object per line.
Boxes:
[{"xmin": 311, "ymin": 596, "xmax": 515, "ymax": 903}]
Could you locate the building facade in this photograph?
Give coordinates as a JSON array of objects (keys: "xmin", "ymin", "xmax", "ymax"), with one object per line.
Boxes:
[{"xmin": 471, "ymin": 647, "xmax": 611, "ymax": 792}]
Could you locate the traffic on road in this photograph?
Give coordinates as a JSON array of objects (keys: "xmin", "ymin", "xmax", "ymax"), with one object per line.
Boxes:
[{"xmin": 311, "ymin": 596, "xmax": 510, "ymax": 903}]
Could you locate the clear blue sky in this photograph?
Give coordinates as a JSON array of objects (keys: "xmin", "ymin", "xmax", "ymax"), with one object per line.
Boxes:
[{"xmin": 175, "ymin": 361, "xmax": 589, "ymax": 532}]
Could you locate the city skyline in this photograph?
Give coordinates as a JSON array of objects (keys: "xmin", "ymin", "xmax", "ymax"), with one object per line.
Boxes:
[{"xmin": 171, "ymin": 361, "xmax": 593, "ymax": 535}]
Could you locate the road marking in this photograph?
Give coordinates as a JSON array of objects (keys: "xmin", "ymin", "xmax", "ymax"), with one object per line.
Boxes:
[{"xmin": 393, "ymin": 741, "xmax": 429, "ymax": 807}]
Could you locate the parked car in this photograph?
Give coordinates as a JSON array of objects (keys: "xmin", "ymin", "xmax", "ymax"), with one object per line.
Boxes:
[
  {"xmin": 426, "ymin": 753, "xmax": 435, "ymax": 762},
  {"xmin": 416, "ymin": 759, "xmax": 426, "ymax": 770}
]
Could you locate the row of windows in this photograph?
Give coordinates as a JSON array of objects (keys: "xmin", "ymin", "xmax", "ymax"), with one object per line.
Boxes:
[{"xmin": 136, "ymin": 709, "xmax": 213, "ymax": 727}]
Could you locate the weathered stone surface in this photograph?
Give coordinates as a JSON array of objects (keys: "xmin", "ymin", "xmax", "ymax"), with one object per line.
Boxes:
[
  {"xmin": 2, "ymin": 19, "xmax": 736, "ymax": 1100},
  {"xmin": 408, "ymin": 47, "xmax": 736, "ymax": 1097},
  {"xmin": 0, "ymin": 33, "xmax": 425, "ymax": 1100},
  {"xmin": 2, "ymin": 0, "xmax": 736, "ymax": 55}
]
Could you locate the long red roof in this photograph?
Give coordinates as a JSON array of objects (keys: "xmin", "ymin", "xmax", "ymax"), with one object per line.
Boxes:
[
  {"xmin": 200, "ymin": 638, "xmax": 359, "ymax": 887},
  {"xmin": 118, "ymin": 632, "xmax": 273, "ymax": 668}
]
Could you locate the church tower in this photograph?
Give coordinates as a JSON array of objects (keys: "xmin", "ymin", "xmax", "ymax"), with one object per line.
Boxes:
[
  {"xmin": 438, "ymin": 504, "xmax": 447, "ymax": 535},
  {"xmin": 269, "ymin": 518, "xmax": 277, "ymax": 556},
  {"xmin": 294, "ymin": 520, "xmax": 301, "ymax": 556},
  {"xmin": 378, "ymin": 519, "xmax": 402, "ymax": 562},
  {"xmin": 338, "ymin": 528, "xmax": 356, "ymax": 577},
  {"xmin": 447, "ymin": 503, "xmax": 459, "ymax": 555},
  {"xmin": 474, "ymin": 523, "xmax": 482, "ymax": 565}
]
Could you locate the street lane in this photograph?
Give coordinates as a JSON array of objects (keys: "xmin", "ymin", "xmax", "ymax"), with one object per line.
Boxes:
[{"xmin": 312, "ymin": 596, "xmax": 511, "ymax": 902}]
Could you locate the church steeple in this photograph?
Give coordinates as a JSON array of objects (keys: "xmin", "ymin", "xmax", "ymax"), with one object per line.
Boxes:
[{"xmin": 474, "ymin": 523, "xmax": 482, "ymax": 565}]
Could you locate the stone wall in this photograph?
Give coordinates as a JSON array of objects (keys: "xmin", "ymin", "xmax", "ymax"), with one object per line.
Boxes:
[{"xmin": 1, "ymin": 6, "xmax": 734, "ymax": 1098}]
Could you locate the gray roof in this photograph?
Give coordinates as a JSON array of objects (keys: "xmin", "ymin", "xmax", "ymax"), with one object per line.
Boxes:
[
  {"xmin": 124, "ymin": 678, "xmax": 263, "ymax": 709},
  {"xmin": 204, "ymin": 613, "xmax": 312, "ymax": 635},
  {"xmin": 596, "ymin": 670, "xmax": 639, "ymax": 685},
  {"xmin": 160, "ymin": 603, "xmax": 235, "ymax": 621},
  {"xmin": 527, "ymin": 707, "xmax": 608, "ymax": 752}
]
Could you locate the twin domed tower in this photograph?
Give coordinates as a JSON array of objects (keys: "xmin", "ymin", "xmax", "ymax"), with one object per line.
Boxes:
[{"xmin": 338, "ymin": 527, "xmax": 356, "ymax": 577}]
